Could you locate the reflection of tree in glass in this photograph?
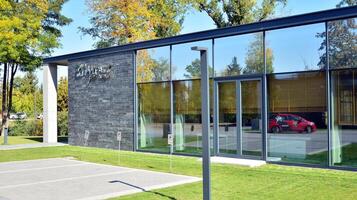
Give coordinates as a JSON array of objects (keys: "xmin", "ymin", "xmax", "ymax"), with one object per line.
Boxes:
[
  {"xmin": 244, "ymin": 35, "xmax": 274, "ymax": 74},
  {"xmin": 222, "ymin": 57, "xmax": 242, "ymax": 76},
  {"xmin": 136, "ymin": 50, "xmax": 170, "ymax": 82},
  {"xmin": 316, "ymin": 4, "xmax": 356, "ymax": 69},
  {"xmin": 152, "ymin": 58, "xmax": 170, "ymax": 81},
  {"xmin": 184, "ymin": 59, "xmax": 214, "ymax": 79}
]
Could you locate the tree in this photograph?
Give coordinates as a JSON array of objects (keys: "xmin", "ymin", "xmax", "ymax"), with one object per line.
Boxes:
[
  {"xmin": 152, "ymin": 58, "xmax": 170, "ymax": 81},
  {"xmin": 57, "ymin": 77, "xmax": 68, "ymax": 136},
  {"xmin": 12, "ymin": 72, "xmax": 42, "ymax": 117},
  {"xmin": 0, "ymin": 0, "xmax": 71, "ymax": 135},
  {"xmin": 80, "ymin": 0, "xmax": 188, "ymax": 48},
  {"xmin": 183, "ymin": 58, "xmax": 214, "ymax": 78},
  {"xmin": 316, "ymin": 0, "xmax": 356, "ymax": 69},
  {"xmin": 222, "ymin": 56, "xmax": 241, "ymax": 76},
  {"xmin": 57, "ymin": 77, "xmax": 68, "ymax": 112},
  {"xmin": 244, "ymin": 34, "xmax": 274, "ymax": 74},
  {"xmin": 191, "ymin": 0, "xmax": 287, "ymax": 28}
]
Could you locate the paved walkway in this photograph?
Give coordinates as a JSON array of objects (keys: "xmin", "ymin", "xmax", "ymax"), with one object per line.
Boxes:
[
  {"xmin": 0, "ymin": 143, "xmax": 67, "ymax": 150},
  {"xmin": 0, "ymin": 158, "xmax": 200, "ymax": 200}
]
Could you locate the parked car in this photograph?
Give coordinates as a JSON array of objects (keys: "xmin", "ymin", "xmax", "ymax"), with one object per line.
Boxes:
[
  {"xmin": 9, "ymin": 113, "xmax": 18, "ymax": 120},
  {"xmin": 16, "ymin": 112, "xmax": 27, "ymax": 120},
  {"xmin": 269, "ymin": 114, "xmax": 317, "ymax": 133}
]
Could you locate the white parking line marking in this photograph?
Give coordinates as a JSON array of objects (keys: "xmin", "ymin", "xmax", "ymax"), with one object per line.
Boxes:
[
  {"xmin": 0, "ymin": 170, "xmax": 138, "ymax": 189},
  {"xmin": 0, "ymin": 163, "xmax": 89, "ymax": 174}
]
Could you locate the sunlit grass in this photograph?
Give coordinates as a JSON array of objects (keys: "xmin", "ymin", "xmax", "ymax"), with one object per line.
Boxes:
[{"xmin": 0, "ymin": 145, "xmax": 356, "ymax": 199}]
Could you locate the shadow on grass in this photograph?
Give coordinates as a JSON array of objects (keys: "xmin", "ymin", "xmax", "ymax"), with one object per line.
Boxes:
[
  {"xmin": 109, "ymin": 180, "xmax": 176, "ymax": 200},
  {"xmin": 24, "ymin": 136, "xmax": 68, "ymax": 144}
]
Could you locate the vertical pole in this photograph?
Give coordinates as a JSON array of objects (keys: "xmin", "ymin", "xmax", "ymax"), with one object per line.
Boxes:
[{"xmin": 201, "ymin": 49, "xmax": 210, "ymax": 200}]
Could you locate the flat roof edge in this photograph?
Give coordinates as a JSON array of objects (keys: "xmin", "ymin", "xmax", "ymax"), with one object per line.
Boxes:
[{"xmin": 44, "ymin": 5, "xmax": 357, "ymax": 65}]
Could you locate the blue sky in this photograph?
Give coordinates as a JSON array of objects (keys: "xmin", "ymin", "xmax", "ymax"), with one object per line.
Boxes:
[{"xmin": 32, "ymin": 0, "xmax": 343, "ymax": 83}]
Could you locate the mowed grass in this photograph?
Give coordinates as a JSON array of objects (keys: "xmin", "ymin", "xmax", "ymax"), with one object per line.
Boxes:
[
  {"xmin": 0, "ymin": 146, "xmax": 356, "ymax": 200},
  {"xmin": 0, "ymin": 136, "xmax": 68, "ymax": 145},
  {"xmin": 0, "ymin": 136, "xmax": 42, "ymax": 145}
]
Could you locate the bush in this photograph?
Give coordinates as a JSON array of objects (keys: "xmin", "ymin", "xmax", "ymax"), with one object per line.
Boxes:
[
  {"xmin": 9, "ymin": 120, "xmax": 43, "ymax": 136},
  {"xmin": 58, "ymin": 111, "xmax": 68, "ymax": 136}
]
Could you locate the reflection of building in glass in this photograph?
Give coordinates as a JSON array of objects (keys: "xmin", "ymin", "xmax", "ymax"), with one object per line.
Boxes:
[{"xmin": 43, "ymin": 7, "xmax": 357, "ymax": 170}]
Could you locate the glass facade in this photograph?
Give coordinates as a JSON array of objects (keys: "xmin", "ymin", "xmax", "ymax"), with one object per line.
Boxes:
[
  {"xmin": 136, "ymin": 46, "xmax": 170, "ymax": 82},
  {"xmin": 214, "ymin": 32, "xmax": 264, "ymax": 76},
  {"xmin": 172, "ymin": 40, "xmax": 213, "ymax": 80},
  {"xmin": 267, "ymin": 72, "xmax": 327, "ymax": 165},
  {"xmin": 135, "ymin": 16, "xmax": 357, "ymax": 169},
  {"xmin": 266, "ymin": 23, "xmax": 325, "ymax": 73},
  {"xmin": 137, "ymin": 82, "xmax": 171, "ymax": 152},
  {"xmin": 331, "ymin": 70, "xmax": 357, "ymax": 167},
  {"xmin": 173, "ymin": 80, "xmax": 202, "ymax": 154}
]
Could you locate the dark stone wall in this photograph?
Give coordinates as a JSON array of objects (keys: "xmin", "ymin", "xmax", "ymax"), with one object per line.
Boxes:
[{"xmin": 68, "ymin": 51, "xmax": 135, "ymax": 150}]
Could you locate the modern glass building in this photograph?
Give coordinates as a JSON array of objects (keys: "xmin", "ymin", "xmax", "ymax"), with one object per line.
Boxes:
[{"xmin": 44, "ymin": 6, "xmax": 357, "ymax": 170}]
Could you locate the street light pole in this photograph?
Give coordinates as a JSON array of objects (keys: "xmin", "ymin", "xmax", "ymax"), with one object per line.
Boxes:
[{"xmin": 191, "ymin": 46, "xmax": 210, "ymax": 200}]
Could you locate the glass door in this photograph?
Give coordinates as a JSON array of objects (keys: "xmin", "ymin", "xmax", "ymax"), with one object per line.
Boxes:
[{"xmin": 217, "ymin": 78, "xmax": 262, "ymax": 158}]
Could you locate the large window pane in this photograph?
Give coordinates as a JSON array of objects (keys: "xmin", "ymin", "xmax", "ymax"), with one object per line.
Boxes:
[
  {"xmin": 173, "ymin": 79, "xmax": 214, "ymax": 154},
  {"xmin": 266, "ymin": 23, "xmax": 326, "ymax": 73},
  {"xmin": 136, "ymin": 46, "xmax": 170, "ymax": 82},
  {"xmin": 328, "ymin": 18, "xmax": 357, "ymax": 69},
  {"xmin": 218, "ymin": 81, "xmax": 237, "ymax": 154},
  {"xmin": 172, "ymin": 40, "xmax": 212, "ymax": 80},
  {"xmin": 267, "ymin": 72, "xmax": 327, "ymax": 165},
  {"xmin": 241, "ymin": 80, "xmax": 262, "ymax": 157},
  {"xmin": 332, "ymin": 69, "xmax": 357, "ymax": 168},
  {"xmin": 138, "ymin": 82, "xmax": 170, "ymax": 152},
  {"xmin": 214, "ymin": 33, "xmax": 264, "ymax": 76}
]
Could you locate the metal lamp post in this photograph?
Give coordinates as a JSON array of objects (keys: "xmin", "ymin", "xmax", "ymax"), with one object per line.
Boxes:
[{"xmin": 191, "ymin": 46, "xmax": 210, "ymax": 200}]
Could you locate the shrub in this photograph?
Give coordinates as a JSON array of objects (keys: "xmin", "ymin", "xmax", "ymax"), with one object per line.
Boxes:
[
  {"xmin": 58, "ymin": 111, "xmax": 68, "ymax": 136},
  {"xmin": 8, "ymin": 120, "xmax": 43, "ymax": 136}
]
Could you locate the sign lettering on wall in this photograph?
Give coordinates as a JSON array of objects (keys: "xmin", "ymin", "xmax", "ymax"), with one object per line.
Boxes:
[{"xmin": 75, "ymin": 63, "xmax": 112, "ymax": 83}]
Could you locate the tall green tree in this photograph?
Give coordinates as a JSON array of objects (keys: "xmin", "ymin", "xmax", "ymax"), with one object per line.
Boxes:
[
  {"xmin": 244, "ymin": 35, "xmax": 274, "ymax": 74},
  {"xmin": 0, "ymin": 0, "xmax": 71, "ymax": 135},
  {"xmin": 57, "ymin": 77, "xmax": 68, "ymax": 112},
  {"xmin": 80, "ymin": 0, "xmax": 189, "ymax": 48},
  {"xmin": 191, "ymin": 0, "xmax": 286, "ymax": 28},
  {"xmin": 222, "ymin": 56, "xmax": 241, "ymax": 76},
  {"xmin": 12, "ymin": 72, "xmax": 42, "ymax": 117},
  {"xmin": 316, "ymin": 0, "xmax": 356, "ymax": 69},
  {"xmin": 183, "ymin": 58, "xmax": 214, "ymax": 78}
]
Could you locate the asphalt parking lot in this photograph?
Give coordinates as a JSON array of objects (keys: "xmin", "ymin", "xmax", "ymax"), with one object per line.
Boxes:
[{"xmin": 0, "ymin": 158, "xmax": 200, "ymax": 200}]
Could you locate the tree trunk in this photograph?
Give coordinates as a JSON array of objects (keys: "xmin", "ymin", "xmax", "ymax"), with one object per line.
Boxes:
[
  {"xmin": 8, "ymin": 64, "xmax": 18, "ymax": 115},
  {"xmin": 1, "ymin": 63, "xmax": 8, "ymax": 136}
]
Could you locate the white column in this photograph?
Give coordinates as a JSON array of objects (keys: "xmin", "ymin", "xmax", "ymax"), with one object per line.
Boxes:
[{"xmin": 43, "ymin": 63, "xmax": 57, "ymax": 143}]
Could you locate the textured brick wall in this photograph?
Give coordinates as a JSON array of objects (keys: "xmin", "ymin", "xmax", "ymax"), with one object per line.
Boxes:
[{"xmin": 68, "ymin": 51, "xmax": 135, "ymax": 150}]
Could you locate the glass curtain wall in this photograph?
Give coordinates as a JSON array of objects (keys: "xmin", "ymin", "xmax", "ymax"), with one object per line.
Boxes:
[
  {"xmin": 218, "ymin": 82, "xmax": 237, "ymax": 154},
  {"xmin": 214, "ymin": 32, "xmax": 264, "ymax": 76},
  {"xmin": 330, "ymin": 17, "xmax": 357, "ymax": 168},
  {"xmin": 267, "ymin": 72, "xmax": 327, "ymax": 165},
  {"xmin": 266, "ymin": 23, "xmax": 328, "ymax": 165},
  {"xmin": 135, "ymin": 16, "xmax": 357, "ymax": 169},
  {"xmin": 137, "ymin": 47, "xmax": 171, "ymax": 152},
  {"xmin": 137, "ymin": 82, "xmax": 171, "ymax": 152}
]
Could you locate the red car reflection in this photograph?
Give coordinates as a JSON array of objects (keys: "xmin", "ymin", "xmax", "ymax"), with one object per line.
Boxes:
[{"xmin": 269, "ymin": 114, "xmax": 317, "ymax": 133}]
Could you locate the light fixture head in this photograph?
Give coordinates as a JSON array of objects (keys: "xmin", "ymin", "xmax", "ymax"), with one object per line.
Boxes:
[{"xmin": 191, "ymin": 46, "xmax": 208, "ymax": 51}]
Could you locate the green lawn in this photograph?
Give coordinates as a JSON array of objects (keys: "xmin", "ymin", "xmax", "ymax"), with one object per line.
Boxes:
[
  {"xmin": 0, "ymin": 136, "xmax": 68, "ymax": 145},
  {"xmin": 0, "ymin": 145, "xmax": 356, "ymax": 200}
]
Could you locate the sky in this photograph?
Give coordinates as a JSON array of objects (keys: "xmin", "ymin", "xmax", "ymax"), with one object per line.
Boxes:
[{"xmin": 31, "ymin": 0, "xmax": 344, "ymax": 84}]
